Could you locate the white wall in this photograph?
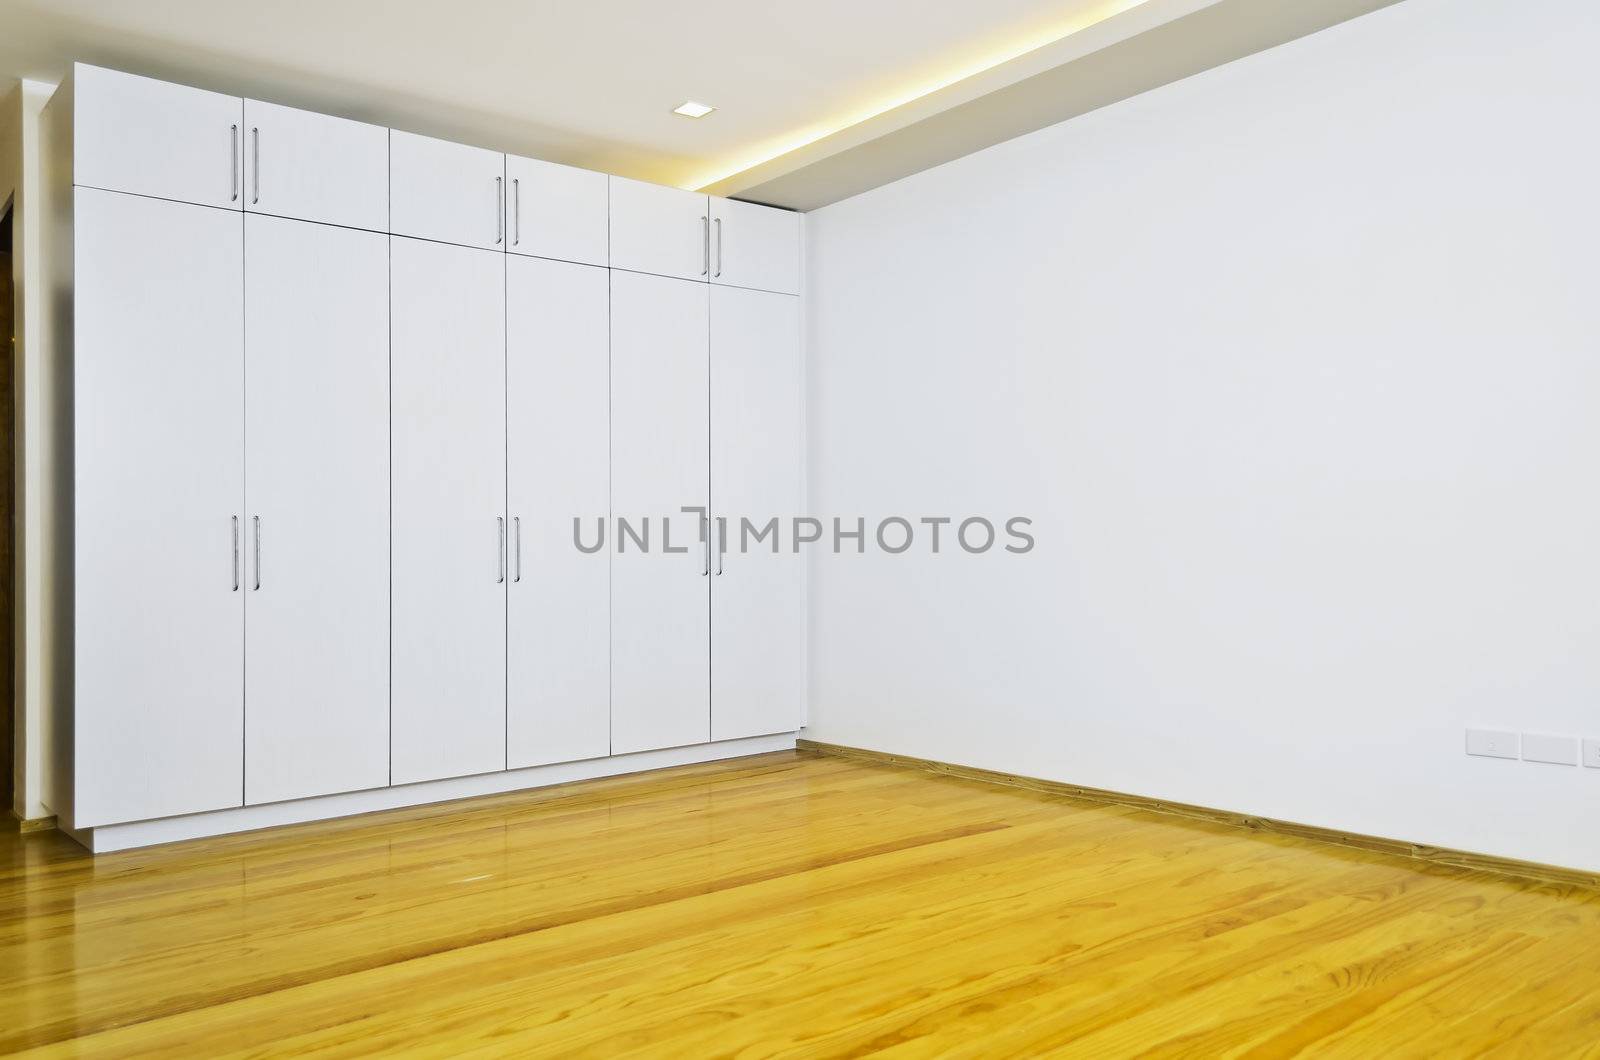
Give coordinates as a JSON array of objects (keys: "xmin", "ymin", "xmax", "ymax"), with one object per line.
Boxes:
[
  {"xmin": 0, "ymin": 78, "xmax": 53, "ymax": 823},
  {"xmin": 804, "ymin": 0, "xmax": 1600, "ymax": 870}
]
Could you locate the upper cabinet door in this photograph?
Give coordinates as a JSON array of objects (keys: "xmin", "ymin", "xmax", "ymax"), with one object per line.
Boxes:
[
  {"xmin": 710, "ymin": 198, "xmax": 801, "ymax": 295},
  {"xmin": 609, "ymin": 176, "xmax": 709, "ymax": 282},
  {"xmin": 506, "ymin": 156, "xmax": 608, "ymax": 266},
  {"xmin": 391, "ymin": 130, "xmax": 506, "ymax": 250},
  {"xmin": 243, "ymin": 100, "xmax": 388, "ymax": 231},
  {"xmin": 73, "ymin": 64, "xmax": 243, "ymax": 210}
]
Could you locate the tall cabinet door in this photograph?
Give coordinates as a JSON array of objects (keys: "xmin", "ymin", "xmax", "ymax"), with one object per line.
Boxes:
[
  {"xmin": 73, "ymin": 188, "xmax": 244, "ymax": 826},
  {"xmin": 507, "ymin": 256, "xmax": 610, "ymax": 768},
  {"xmin": 244, "ymin": 215, "xmax": 390, "ymax": 805},
  {"xmin": 391, "ymin": 237, "xmax": 508, "ymax": 784},
  {"xmin": 710, "ymin": 287, "xmax": 805, "ymax": 740},
  {"xmin": 610, "ymin": 270, "xmax": 710, "ymax": 754}
]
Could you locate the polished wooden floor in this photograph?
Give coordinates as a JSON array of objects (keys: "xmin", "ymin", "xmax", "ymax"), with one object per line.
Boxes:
[{"xmin": 6, "ymin": 750, "xmax": 1600, "ymax": 1057}]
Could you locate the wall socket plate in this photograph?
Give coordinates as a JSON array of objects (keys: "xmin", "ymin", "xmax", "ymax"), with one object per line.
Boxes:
[
  {"xmin": 1466, "ymin": 728, "xmax": 1518, "ymax": 760},
  {"xmin": 1521, "ymin": 732, "xmax": 1579, "ymax": 766}
]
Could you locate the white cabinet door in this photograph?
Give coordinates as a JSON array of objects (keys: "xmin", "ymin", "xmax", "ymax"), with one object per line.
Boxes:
[
  {"xmin": 507, "ymin": 257, "xmax": 610, "ymax": 768},
  {"xmin": 73, "ymin": 63, "xmax": 244, "ymax": 210},
  {"xmin": 506, "ymin": 156, "xmax": 608, "ymax": 266},
  {"xmin": 244, "ymin": 215, "xmax": 390, "ymax": 805},
  {"xmin": 391, "ymin": 130, "xmax": 506, "ymax": 250},
  {"xmin": 243, "ymin": 100, "xmax": 388, "ymax": 231},
  {"xmin": 710, "ymin": 197, "xmax": 802, "ymax": 296},
  {"xmin": 610, "ymin": 270, "xmax": 710, "ymax": 754},
  {"xmin": 391, "ymin": 237, "xmax": 507, "ymax": 784},
  {"xmin": 710, "ymin": 287, "xmax": 805, "ymax": 740},
  {"xmin": 73, "ymin": 188, "xmax": 244, "ymax": 826},
  {"xmin": 609, "ymin": 176, "xmax": 708, "ymax": 282}
]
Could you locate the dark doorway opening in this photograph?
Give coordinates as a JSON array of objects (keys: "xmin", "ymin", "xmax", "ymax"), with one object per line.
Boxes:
[{"xmin": 1, "ymin": 201, "xmax": 14, "ymax": 818}]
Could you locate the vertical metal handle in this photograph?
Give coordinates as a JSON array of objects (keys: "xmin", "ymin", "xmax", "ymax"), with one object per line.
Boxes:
[
  {"xmin": 714, "ymin": 217, "xmax": 723, "ymax": 278},
  {"xmin": 512, "ymin": 178, "xmax": 520, "ymax": 246},
  {"xmin": 230, "ymin": 125, "xmax": 238, "ymax": 202},
  {"xmin": 252, "ymin": 516, "xmax": 261, "ymax": 590},
  {"xmin": 497, "ymin": 517, "xmax": 506, "ymax": 584},
  {"xmin": 231, "ymin": 516, "xmax": 239, "ymax": 591},
  {"xmin": 251, "ymin": 127, "xmax": 260, "ymax": 205},
  {"xmin": 701, "ymin": 514, "xmax": 710, "ymax": 576},
  {"xmin": 513, "ymin": 517, "xmax": 522, "ymax": 582},
  {"xmin": 701, "ymin": 216, "xmax": 709, "ymax": 276},
  {"xmin": 495, "ymin": 177, "xmax": 504, "ymax": 245},
  {"xmin": 715, "ymin": 516, "xmax": 724, "ymax": 575}
]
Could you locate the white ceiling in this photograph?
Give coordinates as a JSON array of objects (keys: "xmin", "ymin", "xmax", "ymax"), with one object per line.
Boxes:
[{"xmin": 0, "ymin": 0, "xmax": 1136, "ymax": 190}]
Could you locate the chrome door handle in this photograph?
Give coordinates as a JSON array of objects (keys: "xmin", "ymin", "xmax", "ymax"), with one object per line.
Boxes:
[
  {"xmin": 252, "ymin": 516, "xmax": 261, "ymax": 590},
  {"xmin": 231, "ymin": 516, "xmax": 239, "ymax": 591},
  {"xmin": 715, "ymin": 516, "xmax": 724, "ymax": 575},
  {"xmin": 701, "ymin": 216, "xmax": 709, "ymax": 276},
  {"xmin": 497, "ymin": 517, "xmax": 506, "ymax": 584},
  {"xmin": 495, "ymin": 177, "xmax": 504, "ymax": 245},
  {"xmin": 251, "ymin": 127, "xmax": 260, "ymax": 205},
  {"xmin": 512, "ymin": 178, "xmax": 520, "ymax": 246},
  {"xmin": 714, "ymin": 217, "xmax": 722, "ymax": 278},
  {"xmin": 513, "ymin": 517, "xmax": 522, "ymax": 582},
  {"xmin": 701, "ymin": 514, "xmax": 710, "ymax": 576},
  {"xmin": 230, "ymin": 125, "xmax": 238, "ymax": 202}
]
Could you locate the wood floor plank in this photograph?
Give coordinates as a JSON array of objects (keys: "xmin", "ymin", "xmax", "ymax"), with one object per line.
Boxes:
[{"xmin": 4, "ymin": 750, "xmax": 1600, "ymax": 1056}]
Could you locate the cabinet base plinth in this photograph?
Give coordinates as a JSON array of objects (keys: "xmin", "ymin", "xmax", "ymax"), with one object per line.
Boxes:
[{"xmin": 73, "ymin": 734, "xmax": 797, "ymax": 853}]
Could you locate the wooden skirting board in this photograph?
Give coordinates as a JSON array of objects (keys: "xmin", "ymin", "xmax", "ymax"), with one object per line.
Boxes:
[
  {"xmin": 6, "ymin": 812, "xmax": 56, "ymax": 834},
  {"xmin": 796, "ymin": 739, "xmax": 1600, "ymax": 890}
]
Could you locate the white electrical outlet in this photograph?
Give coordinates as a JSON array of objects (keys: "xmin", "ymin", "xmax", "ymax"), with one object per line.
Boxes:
[
  {"xmin": 1521, "ymin": 732, "xmax": 1579, "ymax": 766},
  {"xmin": 1466, "ymin": 728, "xmax": 1518, "ymax": 760},
  {"xmin": 1583, "ymin": 740, "xmax": 1600, "ymax": 769}
]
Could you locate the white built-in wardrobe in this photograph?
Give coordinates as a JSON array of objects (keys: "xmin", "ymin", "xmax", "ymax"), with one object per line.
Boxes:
[{"xmin": 44, "ymin": 64, "xmax": 804, "ymax": 849}]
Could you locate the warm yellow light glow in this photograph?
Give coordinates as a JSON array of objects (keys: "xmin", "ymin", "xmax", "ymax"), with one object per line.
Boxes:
[{"xmin": 684, "ymin": 0, "xmax": 1154, "ymax": 191}]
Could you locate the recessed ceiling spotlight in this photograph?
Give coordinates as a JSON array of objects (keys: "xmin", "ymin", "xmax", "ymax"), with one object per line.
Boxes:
[{"xmin": 673, "ymin": 100, "xmax": 715, "ymax": 118}]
